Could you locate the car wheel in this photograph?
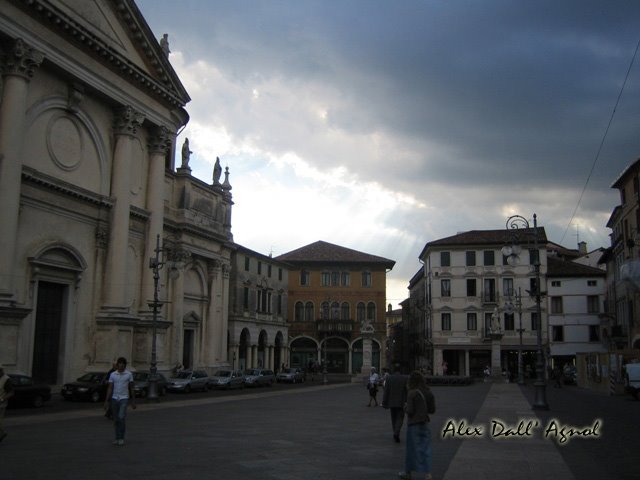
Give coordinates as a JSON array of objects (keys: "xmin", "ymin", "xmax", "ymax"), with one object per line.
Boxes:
[
  {"xmin": 185, "ymin": 385, "xmax": 191, "ymax": 393},
  {"xmin": 90, "ymin": 391, "xmax": 101, "ymax": 403},
  {"xmin": 32, "ymin": 395, "xmax": 45, "ymax": 408}
]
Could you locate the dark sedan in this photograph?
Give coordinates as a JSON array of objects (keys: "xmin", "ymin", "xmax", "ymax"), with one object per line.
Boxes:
[
  {"xmin": 61, "ymin": 372, "xmax": 110, "ymax": 403},
  {"xmin": 7, "ymin": 374, "xmax": 52, "ymax": 408}
]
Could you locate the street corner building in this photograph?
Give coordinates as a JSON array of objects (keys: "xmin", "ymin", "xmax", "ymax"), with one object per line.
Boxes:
[
  {"xmin": 0, "ymin": 0, "xmax": 234, "ymax": 384},
  {"xmin": 275, "ymin": 241, "xmax": 395, "ymax": 375}
]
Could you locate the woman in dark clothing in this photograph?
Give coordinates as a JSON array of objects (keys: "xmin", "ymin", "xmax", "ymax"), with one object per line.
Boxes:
[{"xmin": 399, "ymin": 371, "xmax": 436, "ymax": 480}]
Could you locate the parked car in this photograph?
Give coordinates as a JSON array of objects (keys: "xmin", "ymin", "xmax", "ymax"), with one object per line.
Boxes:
[
  {"xmin": 624, "ymin": 363, "xmax": 640, "ymax": 400},
  {"xmin": 276, "ymin": 367, "xmax": 305, "ymax": 384},
  {"xmin": 563, "ymin": 365, "xmax": 577, "ymax": 385},
  {"xmin": 166, "ymin": 370, "xmax": 209, "ymax": 393},
  {"xmin": 132, "ymin": 371, "xmax": 168, "ymax": 397},
  {"xmin": 244, "ymin": 368, "xmax": 275, "ymax": 387},
  {"xmin": 7, "ymin": 374, "xmax": 52, "ymax": 408},
  {"xmin": 61, "ymin": 372, "xmax": 110, "ymax": 403},
  {"xmin": 209, "ymin": 369, "xmax": 245, "ymax": 389}
]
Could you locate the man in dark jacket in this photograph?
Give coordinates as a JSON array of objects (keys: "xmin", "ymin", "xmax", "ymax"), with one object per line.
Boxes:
[{"xmin": 382, "ymin": 366, "xmax": 408, "ymax": 442}]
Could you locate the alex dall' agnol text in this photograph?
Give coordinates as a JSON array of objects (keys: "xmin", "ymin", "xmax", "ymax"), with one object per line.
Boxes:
[{"xmin": 441, "ymin": 418, "xmax": 601, "ymax": 445}]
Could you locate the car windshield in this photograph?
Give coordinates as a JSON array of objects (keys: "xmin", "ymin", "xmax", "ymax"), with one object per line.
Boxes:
[
  {"xmin": 78, "ymin": 373, "xmax": 105, "ymax": 383},
  {"xmin": 214, "ymin": 370, "xmax": 231, "ymax": 377},
  {"xmin": 132, "ymin": 372, "xmax": 148, "ymax": 381},
  {"xmin": 174, "ymin": 371, "xmax": 192, "ymax": 379},
  {"xmin": 283, "ymin": 369, "xmax": 296, "ymax": 374},
  {"xmin": 245, "ymin": 369, "xmax": 259, "ymax": 375}
]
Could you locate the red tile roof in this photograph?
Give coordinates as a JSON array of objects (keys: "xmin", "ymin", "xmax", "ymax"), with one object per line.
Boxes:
[{"xmin": 275, "ymin": 240, "xmax": 395, "ymax": 268}]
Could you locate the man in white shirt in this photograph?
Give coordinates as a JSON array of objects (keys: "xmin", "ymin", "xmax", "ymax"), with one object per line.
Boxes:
[{"xmin": 104, "ymin": 357, "xmax": 136, "ymax": 446}]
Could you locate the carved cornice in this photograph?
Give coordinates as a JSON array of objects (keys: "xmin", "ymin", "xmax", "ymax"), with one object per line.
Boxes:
[
  {"xmin": 22, "ymin": 165, "xmax": 112, "ymax": 207},
  {"xmin": 1, "ymin": 37, "xmax": 43, "ymax": 80},
  {"xmin": 11, "ymin": 0, "xmax": 189, "ymax": 108}
]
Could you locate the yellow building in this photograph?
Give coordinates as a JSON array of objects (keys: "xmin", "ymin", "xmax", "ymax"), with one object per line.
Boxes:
[{"xmin": 275, "ymin": 241, "xmax": 395, "ymax": 374}]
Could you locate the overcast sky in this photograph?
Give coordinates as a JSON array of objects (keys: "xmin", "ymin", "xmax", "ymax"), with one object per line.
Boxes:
[{"xmin": 136, "ymin": 0, "xmax": 640, "ymax": 307}]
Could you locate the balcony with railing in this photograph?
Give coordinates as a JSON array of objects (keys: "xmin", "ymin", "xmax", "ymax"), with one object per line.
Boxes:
[{"xmin": 316, "ymin": 318, "xmax": 355, "ymax": 337}]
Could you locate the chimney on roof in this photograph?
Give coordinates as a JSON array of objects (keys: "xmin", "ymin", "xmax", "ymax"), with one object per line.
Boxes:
[{"xmin": 578, "ymin": 241, "xmax": 587, "ymax": 255}]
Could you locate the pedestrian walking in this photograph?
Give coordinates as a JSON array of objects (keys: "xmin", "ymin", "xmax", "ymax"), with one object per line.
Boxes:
[
  {"xmin": 382, "ymin": 366, "xmax": 407, "ymax": 442},
  {"xmin": 552, "ymin": 366, "xmax": 563, "ymax": 388},
  {"xmin": 367, "ymin": 367, "xmax": 380, "ymax": 407},
  {"xmin": 483, "ymin": 365, "xmax": 491, "ymax": 382},
  {"xmin": 103, "ymin": 357, "xmax": 136, "ymax": 446},
  {"xmin": 0, "ymin": 365, "xmax": 15, "ymax": 443},
  {"xmin": 399, "ymin": 371, "xmax": 436, "ymax": 480},
  {"xmin": 104, "ymin": 360, "xmax": 117, "ymax": 420}
]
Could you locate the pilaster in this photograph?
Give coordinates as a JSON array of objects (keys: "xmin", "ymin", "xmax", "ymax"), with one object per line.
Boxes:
[{"xmin": 0, "ymin": 39, "xmax": 43, "ymax": 302}]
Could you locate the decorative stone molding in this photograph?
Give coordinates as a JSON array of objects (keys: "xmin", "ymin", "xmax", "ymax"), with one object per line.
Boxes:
[
  {"xmin": 15, "ymin": 0, "xmax": 189, "ymax": 107},
  {"xmin": 67, "ymin": 82, "xmax": 84, "ymax": 113},
  {"xmin": 148, "ymin": 125, "xmax": 170, "ymax": 155},
  {"xmin": 22, "ymin": 166, "xmax": 112, "ymax": 207},
  {"xmin": 113, "ymin": 105, "xmax": 145, "ymax": 136},
  {"xmin": 1, "ymin": 38, "xmax": 44, "ymax": 80},
  {"xmin": 95, "ymin": 226, "xmax": 109, "ymax": 249}
]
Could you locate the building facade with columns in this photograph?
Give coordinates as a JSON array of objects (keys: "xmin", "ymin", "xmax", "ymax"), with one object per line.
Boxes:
[
  {"xmin": 275, "ymin": 241, "xmax": 395, "ymax": 374},
  {"xmin": 228, "ymin": 244, "xmax": 289, "ymax": 372},
  {"xmin": 0, "ymin": 0, "xmax": 234, "ymax": 384}
]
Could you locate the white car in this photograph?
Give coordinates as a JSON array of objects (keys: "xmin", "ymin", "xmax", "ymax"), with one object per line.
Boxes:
[
  {"xmin": 166, "ymin": 370, "xmax": 209, "ymax": 393},
  {"xmin": 624, "ymin": 363, "xmax": 640, "ymax": 400},
  {"xmin": 244, "ymin": 369, "xmax": 275, "ymax": 387},
  {"xmin": 209, "ymin": 369, "xmax": 245, "ymax": 389}
]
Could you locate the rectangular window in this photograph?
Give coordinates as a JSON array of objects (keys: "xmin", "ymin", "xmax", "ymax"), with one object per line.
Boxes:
[
  {"xmin": 531, "ymin": 312, "xmax": 538, "ymax": 331},
  {"xmin": 467, "ymin": 313, "xmax": 477, "ymax": 330},
  {"xmin": 331, "ymin": 271, "xmax": 340, "ymax": 286},
  {"xmin": 278, "ymin": 268, "xmax": 283, "ymax": 281},
  {"xmin": 244, "ymin": 256, "xmax": 250, "ymax": 271},
  {"xmin": 268, "ymin": 264, "xmax": 272, "ymax": 278},
  {"xmin": 552, "ymin": 325, "xmax": 564, "ymax": 342},
  {"xmin": 257, "ymin": 261, "xmax": 262, "ymax": 275},
  {"xmin": 243, "ymin": 287, "xmax": 249, "ymax": 309},
  {"xmin": 441, "ymin": 251, "xmax": 451, "ymax": 267},
  {"xmin": 441, "ymin": 313, "xmax": 451, "ymax": 331},
  {"xmin": 341, "ymin": 272, "xmax": 350, "ymax": 286},
  {"xmin": 587, "ymin": 280, "xmax": 597, "ymax": 287},
  {"xmin": 484, "ymin": 250, "xmax": 495, "ymax": 266},
  {"xmin": 551, "ymin": 296, "xmax": 563, "ymax": 314},
  {"xmin": 589, "ymin": 325, "xmax": 600, "ymax": 341},
  {"xmin": 300, "ymin": 270, "xmax": 309, "ymax": 286},
  {"xmin": 529, "ymin": 249, "xmax": 539, "ymax": 266},
  {"xmin": 466, "ymin": 251, "xmax": 476, "ymax": 266},
  {"xmin": 551, "ymin": 281, "xmax": 561, "ymax": 287},
  {"xmin": 321, "ymin": 272, "xmax": 331, "ymax": 286},
  {"xmin": 483, "ymin": 278, "xmax": 496, "ymax": 302},
  {"xmin": 466, "ymin": 278, "xmax": 476, "ymax": 297},
  {"xmin": 441, "ymin": 279, "xmax": 451, "ymax": 297},
  {"xmin": 587, "ymin": 295, "xmax": 600, "ymax": 314},
  {"xmin": 530, "ymin": 278, "xmax": 539, "ymax": 297},
  {"xmin": 504, "ymin": 313, "xmax": 515, "ymax": 331},
  {"xmin": 484, "ymin": 313, "xmax": 493, "ymax": 336},
  {"xmin": 277, "ymin": 294, "xmax": 282, "ymax": 315},
  {"xmin": 503, "ymin": 278, "xmax": 514, "ymax": 298},
  {"xmin": 362, "ymin": 271, "xmax": 372, "ymax": 287}
]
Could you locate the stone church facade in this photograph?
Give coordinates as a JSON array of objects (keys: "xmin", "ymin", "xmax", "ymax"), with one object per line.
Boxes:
[{"xmin": 0, "ymin": 0, "xmax": 233, "ymax": 384}]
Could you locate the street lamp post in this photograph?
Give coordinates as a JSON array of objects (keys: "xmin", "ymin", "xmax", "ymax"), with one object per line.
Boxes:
[
  {"xmin": 514, "ymin": 288, "xmax": 524, "ymax": 385},
  {"xmin": 503, "ymin": 214, "xmax": 549, "ymax": 410},
  {"xmin": 147, "ymin": 234, "xmax": 164, "ymax": 401}
]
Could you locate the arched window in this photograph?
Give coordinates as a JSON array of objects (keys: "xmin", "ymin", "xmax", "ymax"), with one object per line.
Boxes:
[
  {"xmin": 331, "ymin": 302, "xmax": 340, "ymax": 319},
  {"xmin": 367, "ymin": 302, "xmax": 376, "ymax": 321},
  {"xmin": 295, "ymin": 301, "xmax": 304, "ymax": 322},
  {"xmin": 305, "ymin": 302, "xmax": 314, "ymax": 322},
  {"xmin": 341, "ymin": 302, "xmax": 350, "ymax": 320},
  {"xmin": 357, "ymin": 302, "xmax": 365, "ymax": 323},
  {"xmin": 321, "ymin": 301, "xmax": 330, "ymax": 320}
]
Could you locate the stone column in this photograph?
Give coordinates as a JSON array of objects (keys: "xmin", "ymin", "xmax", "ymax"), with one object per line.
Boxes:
[
  {"xmin": 140, "ymin": 126, "xmax": 169, "ymax": 310},
  {"xmin": 220, "ymin": 264, "xmax": 230, "ymax": 362},
  {"xmin": 206, "ymin": 260, "xmax": 222, "ymax": 366},
  {"xmin": 0, "ymin": 39, "xmax": 43, "ymax": 301},
  {"xmin": 490, "ymin": 333, "xmax": 504, "ymax": 377},
  {"xmin": 102, "ymin": 106, "xmax": 145, "ymax": 309}
]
